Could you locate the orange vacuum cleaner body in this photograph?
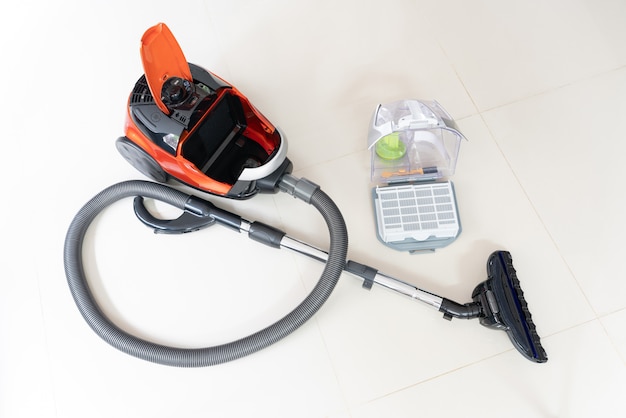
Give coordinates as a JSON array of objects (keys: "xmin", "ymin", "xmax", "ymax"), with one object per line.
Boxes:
[{"xmin": 116, "ymin": 23, "xmax": 289, "ymax": 199}]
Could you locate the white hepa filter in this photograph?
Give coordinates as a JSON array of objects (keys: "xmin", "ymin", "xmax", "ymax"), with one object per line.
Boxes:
[{"xmin": 373, "ymin": 181, "xmax": 460, "ymax": 252}]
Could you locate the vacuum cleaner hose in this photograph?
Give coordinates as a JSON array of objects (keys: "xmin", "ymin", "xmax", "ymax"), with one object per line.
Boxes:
[{"xmin": 63, "ymin": 180, "xmax": 348, "ymax": 367}]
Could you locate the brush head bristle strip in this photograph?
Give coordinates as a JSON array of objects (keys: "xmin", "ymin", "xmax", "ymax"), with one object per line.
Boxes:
[{"xmin": 472, "ymin": 251, "xmax": 548, "ymax": 363}]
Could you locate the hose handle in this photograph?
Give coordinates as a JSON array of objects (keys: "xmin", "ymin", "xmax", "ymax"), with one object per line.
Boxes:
[{"xmin": 133, "ymin": 194, "xmax": 243, "ymax": 234}]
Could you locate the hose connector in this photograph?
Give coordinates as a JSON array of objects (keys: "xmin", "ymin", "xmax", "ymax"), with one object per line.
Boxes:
[{"xmin": 278, "ymin": 173, "xmax": 320, "ymax": 204}]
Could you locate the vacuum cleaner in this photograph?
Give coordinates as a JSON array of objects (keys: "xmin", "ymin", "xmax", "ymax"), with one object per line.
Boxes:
[{"xmin": 63, "ymin": 23, "xmax": 547, "ymax": 367}]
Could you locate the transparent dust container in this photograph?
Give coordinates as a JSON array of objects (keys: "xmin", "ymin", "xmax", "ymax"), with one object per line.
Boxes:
[{"xmin": 368, "ymin": 100, "xmax": 465, "ymax": 184}]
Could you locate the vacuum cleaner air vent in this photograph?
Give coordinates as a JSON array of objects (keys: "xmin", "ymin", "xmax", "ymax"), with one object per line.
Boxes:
[{"xmin": 130, "ymin": 75, "xmax": 155, "ymax": 105}]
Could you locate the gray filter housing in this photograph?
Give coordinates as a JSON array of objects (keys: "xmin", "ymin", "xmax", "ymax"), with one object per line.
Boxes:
[{"xmin": 372, "ymin": 181, "xmax": 461, "ymax": 253}]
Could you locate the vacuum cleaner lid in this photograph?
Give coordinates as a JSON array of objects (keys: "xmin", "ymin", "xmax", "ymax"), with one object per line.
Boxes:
[{"xmin": 140, "ymin": 23, "xmax": 194, "ymax": 115}]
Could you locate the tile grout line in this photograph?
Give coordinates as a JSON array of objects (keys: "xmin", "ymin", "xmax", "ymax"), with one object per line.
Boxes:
[
  {"xmin": 268, "ymin": 193, "xmax": 354, "ymax": 415},
  {"xmin": 477, "ymin": 64, "xmax": 626, "ymax": 114},
  {"xmin": 438, "ymin": 38, "xmax": 604, "ymax": 320},
  {"xmin": 476, "ymin": 110, "xmax": 601, "ymax": 320},
  {"xmin": 352, "ymin": 315, "xmax": 621, "ymax": 411},
  {"xmin": 597, "ymin": 306, "xmax": 626, "ymax": 366},
  {"xmin": 313, "ymin": 314, "xmax": 355, "ymax": 417},
  {"xmin": 437, "ymin": 40, "xmax": 623, "ymax": 367},
  {"xmin": 351, "ymin": 345, "xmax": 531, "ymax": 411}
]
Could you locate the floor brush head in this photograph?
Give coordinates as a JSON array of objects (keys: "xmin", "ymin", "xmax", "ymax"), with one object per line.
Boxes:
[{"xmin": 472, "ymin": 251, "xmax": 548, "ymax": 363}]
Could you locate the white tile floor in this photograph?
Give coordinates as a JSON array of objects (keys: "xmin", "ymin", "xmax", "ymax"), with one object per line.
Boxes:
[{"xmin": 2, "ymin": 1, "xmax": 625, "ymax": 417}]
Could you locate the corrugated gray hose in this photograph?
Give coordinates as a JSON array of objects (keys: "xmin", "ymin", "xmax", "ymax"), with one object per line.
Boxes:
[{"xmin": 63, "ymin": 180, "xmax": 348, "ymax": 367}]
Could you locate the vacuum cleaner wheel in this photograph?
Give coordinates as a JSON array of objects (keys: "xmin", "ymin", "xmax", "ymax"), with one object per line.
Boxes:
[{"xmin": 116, "ymin": 137, "xmax": 169, "ymax": 183}]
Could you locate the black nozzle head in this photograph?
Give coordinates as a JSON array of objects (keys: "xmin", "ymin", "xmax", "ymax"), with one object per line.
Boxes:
[{"xmin": 473, "ymin": 251, "xmax": 548, "ymax": 363}]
